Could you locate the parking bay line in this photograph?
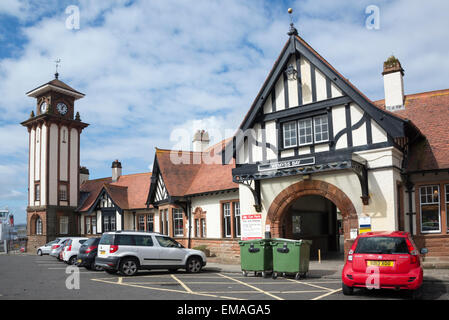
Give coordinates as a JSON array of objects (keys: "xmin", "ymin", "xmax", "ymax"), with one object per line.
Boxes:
[
  {"xmin": 218, "ymin": 273, "xmax": 284, "ymax": 300},
  {"xmin": 286, "ymin": 278, "xmax": 335, "ymax": 292},
  {"xmin": 311, "ymin": 288, "xmax": 342, "ymax": 300},
  {"xmin": 91, "ymin": 277, "xmax": 245, "ymax": 301}
]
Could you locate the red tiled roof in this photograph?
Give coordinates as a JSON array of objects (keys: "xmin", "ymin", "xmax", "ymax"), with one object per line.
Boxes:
[
  {"xmin": 155, "ymin": 147, "xmax": 237, "ymax": 197},
  {"xmin": 78, "ymin": 172, "xmax": 152, "ymax": 212},
  {"xmin": 374, "ymin": 89, "xmax": 449, "ymax": 171}
]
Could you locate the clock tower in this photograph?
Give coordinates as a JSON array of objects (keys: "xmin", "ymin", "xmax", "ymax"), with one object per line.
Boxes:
[{"xmin": 21, "ymin": 74, "xmax": 89, "ymax": 251}]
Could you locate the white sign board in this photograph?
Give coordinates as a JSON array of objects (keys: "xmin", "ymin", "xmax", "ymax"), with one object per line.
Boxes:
[{"xmin": 241, "ymin": 214, "xmax": 263, "ymax": 241}]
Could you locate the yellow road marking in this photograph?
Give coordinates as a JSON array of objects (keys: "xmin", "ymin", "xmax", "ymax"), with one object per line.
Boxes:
[
  {"xmin": 312, "ymin": 288, "xmax": 342, "ymax": 300},
  {"xmin": 218, "ymin": 273, "xmax": 284, "ymax": 300},
  {"xmin": 287, "ymin": 278, "xmax": 334, "ymax": 292},
  {"xmin": 117, "ymin": 277, "xmax": 123, "ymax": 284},
  {"xmin": 170, "ymin": 275, "xmax": 192, "ymax": 293}
]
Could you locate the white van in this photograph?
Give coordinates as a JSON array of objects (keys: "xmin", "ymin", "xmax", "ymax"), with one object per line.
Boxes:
[
  {"xmin": 95, "ymin": 231, "xmax": 207, "ymax": 276},
  {"xmin": 62, "ymin": 237, "xmax": 89, "ymax": 265}
]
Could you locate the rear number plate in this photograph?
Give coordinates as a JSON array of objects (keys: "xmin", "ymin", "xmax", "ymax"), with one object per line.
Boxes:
[
  {"xmin": 100, "ymin": 250, "xmax": 106, "ymax": 255},
  {"xmin": 367, "ymin": 260, "xmax": 394, "ymax": 267}
]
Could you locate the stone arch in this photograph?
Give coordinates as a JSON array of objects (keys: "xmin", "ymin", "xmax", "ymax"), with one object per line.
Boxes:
[
  {"xmin": 29, "ymin": 213, "xmax": 43, "ymax": 235},
  {"xmin": 266, "ymin": 179, "xmax": 359, "ymax": 255}
]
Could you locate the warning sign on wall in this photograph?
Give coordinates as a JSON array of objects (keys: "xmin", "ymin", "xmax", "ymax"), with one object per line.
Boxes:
[{"xmin": 241, "ymin": 214, "xmax": 263, "ymax": 240}]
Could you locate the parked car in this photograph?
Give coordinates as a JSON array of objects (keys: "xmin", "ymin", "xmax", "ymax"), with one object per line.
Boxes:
[
  {"xmin": 37, "ymin": 240, "xmax": 59, "ymax": 256},
  {"xmin": 49, "ymin": 238, "xmax": 70, "ymax": 259},
  {"xmin": 76, "ymin": 237, "xmax": 103, "ymax": 271},
  {"xmin": 62, "ymin": 237, "xmax": 88, "ymax": 265},
  {"xmin": 95, "ymin": 231, "xmax": 207, "ymax": 276},
  {"xmin": 342, "ymin": 231, "xmax": 427, "ymax": 299}
]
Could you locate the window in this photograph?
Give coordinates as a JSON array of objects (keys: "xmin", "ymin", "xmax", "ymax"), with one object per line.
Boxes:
[
  {"xmin": 147, "ymin": 214, "xmax": 154, "ymax": 232},
  {"xmin": 156, "ymin": 236, "xmax": 182, "ymax": 248},
  {"xmin": 36, "ymin": 217, "xmax": 43, "ymax": 235},
  {"xmin": 201, "ymin": 219, "xmax": 206, "ymax": 238},
  {"xmin": 283, "ymin": 121, "xmax": 297, "ymax": 148},
  {"xmin": 173, "ymin": 208, "xmax": 184, "ymax": 237},
  {"xmin": 355, "ymin": 237, "xmax": 409, "ymax": 254},
  {"xmin": 160, "ymin": 209, "xmax": 166, "ymax": 235},
  {"xmin": 223, "ymin": 203, "xmax": 232, "ymax": 238},
  {"xmin": 138, "ymin": 215, "xmax": 145, "ymax": 231},
  {"xmin": 59, "ymin": 216, "xmax": 68, "ymax": 235},
  {"xmin": 298, "ymin": 118, "xmax": 313, "ymax": 145},
  {"xmin": 313, "ymin": 115, "xmax": 329, "ymax": 143},
  {"xmin": 85, "ymin": 216, "xmax": 96, "ymax": 235},
  {"xmin": 420, "ymin": 185, "xmax": 440, "ymax": 233},
  {"xmin": 135, "ymin": 235, "xmax": 153, "ymax": 247},
  {"xmin": 103, "ymin": 215, "xmax": 116, "ymax": 232},
  {"xmin": 282, "ymin": 114, "xmax": 329, "ymax": 149},
  {"xmin": 59, "ymin": 184, "xmax": 67, "ymax": 201},
  {"xmin": 195, "ymin": 219, "xmax": 200, "ymax": 238},
  {"xmin": 444, "ymin": 184, "xmax": 449, "ymax": 231},
  {"xmin": 35, "ymin": 184, "xmax": 40, "ymax": 201},
  {"xmin": 234, "ymin": 202, "xmax": 241, "ymax": 238}
]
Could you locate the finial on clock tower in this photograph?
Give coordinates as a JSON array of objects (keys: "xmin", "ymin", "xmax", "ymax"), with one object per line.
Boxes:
[{"xmin": 55, "ymin": 58, "xmax": 61, "ymax": 79}]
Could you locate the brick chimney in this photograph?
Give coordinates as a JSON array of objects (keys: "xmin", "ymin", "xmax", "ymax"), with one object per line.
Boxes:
[
  {"xmin": 112, "ymin": 160, "xmax": 122, "ymax": 182},
  {"xmin": 79, "ymin": 166, "xmax": 90, "ymax": 185},
  {"xmin": 192, "ymin": 130, "xmax": 210, "ymax": 152},
  {"xmin": 382, "ymin": 56, "xmax": 405, "ymax": 111}
]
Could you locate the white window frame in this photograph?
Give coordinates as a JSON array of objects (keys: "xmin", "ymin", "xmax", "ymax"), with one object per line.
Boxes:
[
  {"xmin": 173, "ymin": 208, "xmax": 184, "ymax": 237},
  {"xmin": 234, "ymin": 202, "xmax": 241, "ymax": 238},
  {"xmin": 223, "ymin": 203, "xmax": 232, "ymax": 238},
  {"xmin": 298, "ymin": 118, "xmax": 313, "ymax": 146},
  {"xmin": 282, "ymin": 121, "xmax": 298, "ymax": 148},
  {"xmin": 313, "ymin": 115, "xmax": 329, "ymax": 143},
  {"xmin": 201, "ymin": 218, "xmax": 206, "ymax": 238},
  {"xmin": 147, "ymin": 214, "xmax": 154, "ymax": 232},
  {"xmin": 36, "ymin": 217, "xmax": 43, "ymax": 235},
  {"xmin": 419, "ymin": 185, "xmax": 441, "ymax": 234}
]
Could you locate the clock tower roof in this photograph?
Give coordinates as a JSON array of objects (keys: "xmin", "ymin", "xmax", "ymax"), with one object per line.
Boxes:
[{"xmin": 26, "ymin": 77, "xmax": 85, "ymax": 100}]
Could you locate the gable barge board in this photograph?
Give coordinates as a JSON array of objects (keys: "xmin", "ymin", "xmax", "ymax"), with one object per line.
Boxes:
[
  {"xmin": 242, "ymin": 39, "xmax": 296, "ymax": 132},
  {"xmin": 294, "ymin": 39, "xmax": 405, "ymax": 138}
]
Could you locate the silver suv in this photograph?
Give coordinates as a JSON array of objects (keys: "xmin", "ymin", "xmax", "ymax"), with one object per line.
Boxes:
[{"xmin": 95, "ymin": 231, "xmax": 207, "ymax": 276}]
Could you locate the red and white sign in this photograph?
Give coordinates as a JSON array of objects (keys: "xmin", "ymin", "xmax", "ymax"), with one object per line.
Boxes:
[{"xmin": 241, "ymin": 214, "xmax": 263, "ymax": 240}]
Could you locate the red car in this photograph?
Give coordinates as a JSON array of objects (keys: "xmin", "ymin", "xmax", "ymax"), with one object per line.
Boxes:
[{"xmin": 342, "ymin": 231, "xmax": 427, "ymax": 299}]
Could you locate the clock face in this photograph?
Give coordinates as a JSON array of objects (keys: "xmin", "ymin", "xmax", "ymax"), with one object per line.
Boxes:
[
  {"xmin": 57, "ymin": 103, "xmax": 68, "ymax": 115},
  {"xmin": 40, "ymin": 102, "xmax": 47, "ymax": 113}
]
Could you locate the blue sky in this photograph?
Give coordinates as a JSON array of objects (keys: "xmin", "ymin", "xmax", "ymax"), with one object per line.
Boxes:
[{"xmin": 1, "ymin": 0, "xmax": 448, "ymax": 224}]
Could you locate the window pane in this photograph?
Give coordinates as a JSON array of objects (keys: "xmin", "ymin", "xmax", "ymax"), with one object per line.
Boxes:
[
  {"xmin": 173, "ymin": 208, "xmax": 183, "ymax": 236},
  {"xmin": 314, "ymin": 115, "xmax": 329, "ymax": 143},
  {"xmin": 234, "ymin": 202, "xmax": 241, "ymax": 237},
  {"xmin": 283, "ymin": 122, "xmax": 297, "ymax": 148},
  {"xmin": 298, "ymin": 119, "xmax": 313, "ymax": 145},
  {"xmin": 201, "ymin": 219, "xmax": 206, "ymax": 238},
  {"xmin": 147, "ymin": 215, "xmax": 154, "ymax": 232},
  {"xmin": 223, "ymin": 203, "xmax": 231, "ymax": 237},
  {"xmin": 135, "ymin": 235, "xmax": 153, "ymax": 247}
]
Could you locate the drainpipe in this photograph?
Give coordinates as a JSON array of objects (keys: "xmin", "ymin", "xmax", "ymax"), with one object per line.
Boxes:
[
  {"xmin": 188, "ymin": 200, "xmax": 192, "ymax": 249},
  {"xmin": 406, "ymin": 180, "xmax": 414, "ymax": 236}
]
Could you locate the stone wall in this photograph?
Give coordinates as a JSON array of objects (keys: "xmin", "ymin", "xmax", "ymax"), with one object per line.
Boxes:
[{"xmin": 177, "ymin": 238, "xmax": 241, "ymax": 264}]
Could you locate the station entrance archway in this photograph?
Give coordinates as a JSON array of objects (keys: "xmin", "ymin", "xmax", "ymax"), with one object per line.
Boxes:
[{"xmin": 266, "ymin": 180, "xmax": 359, "ymax": 259}]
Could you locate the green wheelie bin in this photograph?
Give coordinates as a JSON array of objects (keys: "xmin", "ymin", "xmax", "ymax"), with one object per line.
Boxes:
[
  {"xmin": 239, "ymin": 239, "xmax": 273, "ymax": 278},
  {"xmin": 270, "ymin": 239, "xmax": 312, "ymax": 280}
]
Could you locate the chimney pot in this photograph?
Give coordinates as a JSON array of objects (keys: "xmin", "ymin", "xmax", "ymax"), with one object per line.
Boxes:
[
  {"xmin": 112, "ymin": 160, "xmax": 122, "ymax": 182},
  {"xmin": 382, "ymin": 56, "xmax": 405, "ymax": 112}
]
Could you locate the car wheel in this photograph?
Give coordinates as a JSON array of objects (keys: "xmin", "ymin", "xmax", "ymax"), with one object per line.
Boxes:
[
  {"xmin": 119, "ymin": 258, "xmax": 139, "ymax": 276},
  {"xmin": 342, "ymin": 283, "xmax": 354, "ymax": 296},
  {"xmin": 69, "ymin": 256, "xmax": 77, "ymax": 265},
  {"xmin": 37, "ymin": 249, "xmax": 42, "ymax": 256},
  {"xmin": 186, "ymin": 256, "xmax": 203, "ymax": 273}
]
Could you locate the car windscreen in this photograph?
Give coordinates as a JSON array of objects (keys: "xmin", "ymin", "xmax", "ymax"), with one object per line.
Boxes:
[
  {"xmin": 355, "ymin": 237, "xmax": 410, "ymax": 254},
  {"xmin": 99, "ymin": 234, "xmax": 115, "ymax": 245}
]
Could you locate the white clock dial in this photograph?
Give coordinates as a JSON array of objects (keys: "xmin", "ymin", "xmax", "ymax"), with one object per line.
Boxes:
[
  {"xmin": 40, "ymin": 102, "xmax": 47, "ymax": 113},
  {"xmin": 57, "ymin": 103, "xmax": 68, "ymax": 115}
]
